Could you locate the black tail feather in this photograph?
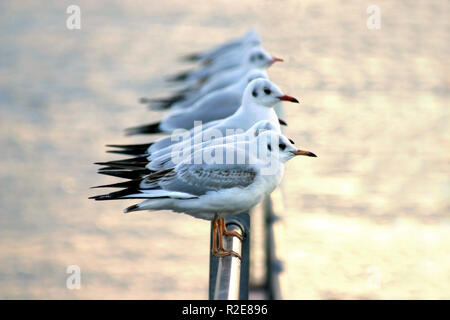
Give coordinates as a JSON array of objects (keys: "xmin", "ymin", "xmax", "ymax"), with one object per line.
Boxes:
[{"xmin": 125, "ymin": 122, "xmax": 162, "ymax": 136}]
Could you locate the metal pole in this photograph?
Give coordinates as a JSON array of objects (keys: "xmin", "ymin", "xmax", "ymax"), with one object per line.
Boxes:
[
  {"xmin": 209, "ymin": 213, "xmax": 250, "ymax": 300},
  {"xmin": 213, "ymin": 223, "xmax": 242, "ymax": 299},
  {"xmin": 263, "ymin": 195, "xmax": 284, "ymax": 299}
]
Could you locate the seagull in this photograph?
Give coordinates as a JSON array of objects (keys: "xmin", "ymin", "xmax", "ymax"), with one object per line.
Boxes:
[
  {"xmin": 168, "ymin": 43, "xmax": 269, "ymax": 85},
  {"xmin": 91, "ymin": 130, "xmax": 317, "ymax": 258},
  {"xmin": 127, "ymin": 70, "xmax": 268, "ymax": 135},
  {"xmin": 96, "ymin": 120, "xmax": 280, "ymax": 179},
  {"xmin": 143, "ymin": 47, "xmax": 283, "ymax": 110},
  {"xmin": 109, "ymin": 78, "xmax": 299, "ymax": 157},
  {"xmin": 182, "ymin": 28, "xmax": 261, "ymax": 64}
]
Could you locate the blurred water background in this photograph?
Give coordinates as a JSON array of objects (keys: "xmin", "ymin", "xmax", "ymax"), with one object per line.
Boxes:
[{"xmin": 0, "ymin": 0, "xmax": 448, "ymax": 299}]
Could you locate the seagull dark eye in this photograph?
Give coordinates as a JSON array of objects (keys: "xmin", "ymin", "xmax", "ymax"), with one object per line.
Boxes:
[
  {"xmin": 279, "ymin": 143, "xmax": 286, "ymax": 150},
  {"xmin": 258, "ymin": 53, "xmax": 263, "ymax": 59},
  {"xmin": 252, "ymin": 89, "xmax": 258, "ymax": 97},
  {"xmin": 267, "ymin": 144, "xmax": 272, "ymax": 151},
  {"xmin": 289, "ymin": 138, "xmax": 295, "ymax": 144},
  {"xmin": 264, "ymin": 88, "xmax": 271, "ymax": 95}
]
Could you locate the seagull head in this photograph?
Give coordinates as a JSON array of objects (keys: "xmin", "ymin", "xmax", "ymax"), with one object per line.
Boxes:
[
  {"xmin": 246, "ymin": 47, "xmax": 283, "ymax": 69},
  {"xmin": 243, "ymin": 29, "xmax": 262, "ymax": 45},
  {"xmin": 246, "ymin": 120, "xmax": 278, "ymax": 138},
  {"xmin": 256, "ymin": 131, "xmax": 317, "ymax": 163},
  {"xmin": 243, "ymin": 78, "xmax": 299, "ymax": 108},
  {"xmin": 237, "ymin": 69, "xmax": 268, "ymax": 90}
]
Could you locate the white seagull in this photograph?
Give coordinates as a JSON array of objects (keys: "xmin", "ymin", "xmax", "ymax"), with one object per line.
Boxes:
[
  {"xmin": 168, "ymin": 43, "xmax": 270, "ymax": 85},
  {"xmin": 91, "ymin": 130, "xmax": 317, "ymax": 257},
  {"xmin": 127, "ymin": 69, "xmax": 268, "ymax": 135},
  {"xmin": 109, "ymin": 78, "xmax": 299, "ymax": 157},
  {"xmin": 144, "ymin": 47, "xmax": 283, "ymax": 110},
  {"xmin": 96, "ymin": 120, "xmax": 280, "ymax": 178},
  {"xmin": 182, "ymin": 28, "xmax": 261, "ymax": 65}
]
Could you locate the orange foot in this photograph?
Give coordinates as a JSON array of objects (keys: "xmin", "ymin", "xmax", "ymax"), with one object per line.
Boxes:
[{"xmin": 211, "ymin": 216, "xmax": 242, "ymax": 259}]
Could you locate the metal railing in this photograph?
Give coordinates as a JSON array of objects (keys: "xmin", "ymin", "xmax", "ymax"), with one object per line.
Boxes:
[
  {"xmin": 208, "ymin": 213, "xmax": 250, "ymax": 300},
  {"xmin": 208, "ymin": 193, "xmax": 284, "ymax": 300}
]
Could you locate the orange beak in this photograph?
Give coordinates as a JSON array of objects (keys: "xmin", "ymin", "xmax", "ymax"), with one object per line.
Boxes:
[{"xmin": 290, "ymin": 149, "xmax": 317, "ymax": 157}]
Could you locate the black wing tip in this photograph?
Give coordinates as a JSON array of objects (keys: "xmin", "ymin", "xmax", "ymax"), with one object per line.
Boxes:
[
  {"xmin": 91, "ymin": 179, "xmax": 141, "ymax": 189},
  {"xmin": 139, "ymin": 97, "xmax": 151, "ymax": 104},
  {"xmin": 182, "ymin": 53, "xmax": 201, "ymax": 61},
  {"xmin": 166, "ymin": 70, "xmax": 191, "ymax": 82},
  {"xmin": 138, "ymin": 94, "xmax": 186, "ymax": 110},
  {"xmin": 125, "ymin": 122, "xmax": 162, "ymax": 136},
  {"xmin": 278, "ymin": 118, "xmax": 288, "ymax": 126},
  {"xmin": 124, "ymin": 204, "xmax": 140, "ymax": 213},
  {"xmin": 89, "ymin": 186, "xmax": 142, "ymax": 201},
  {"xmin": 98, "ymin": 169, "xmax": 151, "ymax": 180},
  {"xmin": 95, "ymin": 156, "xmax": 149, "ymax": 167},
  {"xmin": 105, "ymin": 150, "xmax": 146, "ymax": 156},
  {"xmin": 89, "ymin": 194, "xmax": 112, "ymax": 201},
  {"xmin": 106, "ymin": 142, "xmax": 152, "ymax": 154}
]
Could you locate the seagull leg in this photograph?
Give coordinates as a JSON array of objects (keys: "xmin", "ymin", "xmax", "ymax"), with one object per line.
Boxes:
[
  {"xmin": 212, "ymin": 217, "xmax": 241, "ymax": 259},
  {"xmin": 211, "ymin": 215, "xmax": 219, "ymax": 256},
  {"xmin": 220, "ymin": 218, "xmax": 243, "ymax": 241}
]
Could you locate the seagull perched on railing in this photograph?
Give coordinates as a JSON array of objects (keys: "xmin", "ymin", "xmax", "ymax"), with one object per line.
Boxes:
[
  {"xmin": 181, "ymin": 28, "xmax": 262, "ymax": 65},
  {"xmin": 91, "ymin": 130, "xmax": 316, "ymax": 258},
  {"xmin": 96, "ymin": 120, "xmax": 279, "ymax": 179},
  {"xmin": 128, "ymin": 70, "xmax": 268, "ymax": 135},
  {"xmin": 167, "ymin": 44, "xmax": 267, "ymax": 85},
  {"xmin": 142, "ymin": 47, "xmax": 283, "ymax": 110},
  {"xmin": 109, "ymin": 78, "xmax": 298, "ymax": 156}
]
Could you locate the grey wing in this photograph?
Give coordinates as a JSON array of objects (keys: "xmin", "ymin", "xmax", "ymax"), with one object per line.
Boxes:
[
  {"xmin": 147, "ymin": 162, "xmax": 257, "ymax": 196},
  {"xmin": 163, "ymin": 91, "xmax": 240, "ymax": 131}
]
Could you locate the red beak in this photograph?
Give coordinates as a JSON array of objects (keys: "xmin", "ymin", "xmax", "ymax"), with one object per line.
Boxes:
[
  {"xmin": 272, "ymin": 56, "xmax": 284, "ymax": 63},
  {"xmin": 269, "ymin": 56, "xmax": 284, "ymax": 66},
  {"xmin": 278, "ymin": 95, "xmax": 299, "ymax": 103}
]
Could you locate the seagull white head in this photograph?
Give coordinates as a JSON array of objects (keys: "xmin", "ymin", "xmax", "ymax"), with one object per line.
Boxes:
[
  {"xmin": 247, "ymin": 120, "xmax": 278, "ymax": 138},
  {"xmin": 243, "ymin": 29, "xmax": 262, "ymax": 45},
  {"xmin": 246, "ymin": 47, "xmax": 283, "ymax": 69},
  {"xmin": 256, "ymin": 131, "xmax": 317, "ymax": 163},
  {"xmin": 236, "ymin": 69, "xmax": 268, "ymax": 90},
  {"xmin": 243, "ymin": 78, "xmax": 299, "ymax": 108}
]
